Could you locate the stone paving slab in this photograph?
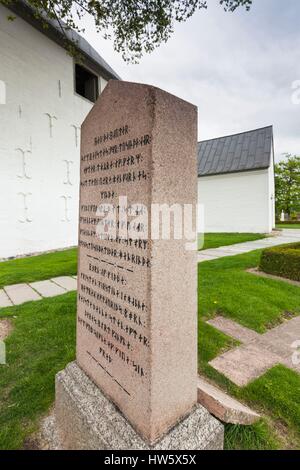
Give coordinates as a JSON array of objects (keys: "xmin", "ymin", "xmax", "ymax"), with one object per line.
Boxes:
[
  {"xmin": 254, "ymin": 336, "xmax": 293, "ymax": 360},
  {"xmin": 207, "ymin": 317, "xmax": 259, "ymax": 343},
  {"xmin": 30, "ymin": 280, "xmax": 66, "ymax": 298},
  {"xmin": 261, "ymin": 317, "xmax": 300, "ymax": 359},
  {"xmin": 198, "ymin": 252, "xmax": 219, "ymax": 258},
  {"xmin": 209, "ymin": 343, "xmax": 281, "ymax": 387},
  {"xmin": 0, "ymin": 289, "xmax": 13, "ymax": 308},
  {"xmin": 51, "ymin": 276, "xmax": 77, "ymax": 291},
  {"xmin": 282, "ymin": 356, "xmax": 300, "ymax": 373},
  {"xmin": 197, "ymin": 376, "xmax": 260, "ymax": 424},
  {"xmin": 207, "ymin": 315, "xmax": 300, "ymax": 385},
  {"xmin": 4, "ymin": 283, "xmax": 41, "ymax": 305},
  {"xmin": 218, "ymin": 246, "xmax": 252, "ymax": 253},
  {"xmin": 198, "ymin": 249, "xmax": 234, "ymax": 258},
  {"xmin": 198, "ymin": 254, "xmax": 220, "ymax": 263},
  {"xmin": 230, "ymin": 243, "xmax": 268, "ymax": 250},
  {"xmin": 198, "ymin": 229, "xmax": 300, "ymax": 263}
]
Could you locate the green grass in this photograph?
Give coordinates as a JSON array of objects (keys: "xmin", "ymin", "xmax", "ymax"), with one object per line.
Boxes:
[
  {"xmin": 198, "ymin": 317, "xmax": 300, "ymax": 449},
  {"xmin": 198, "ymin": 320, "xmax": 239, "ymax": 365},
  {"xmin": 276, "ymin": 224, "xmax": 300, "ymax": 229},
  {"xmin": 199, "ymin": 232, "xmax": 266, "ymax": 251},
  {"xmin": 198, "ymin": 250, "xmax": 300, "ymax": 332},
  {"xmin": 243, "ymin": 365, "xmax": 300, "ymax": 432},
  {"xmin": 197, "ymin": 320, "xmax": 281, "ymax": 449},
  {"xmin": 0, "ymin": 293, "xmax": 76, "ymax": 449},
  {"xmin": 198, "ymin": 250, "xmax": 300, "ymax": 449},
  {"xmin": 224, "ymin": 421, "xmax": 279, "ymax": 450},
  {"xmin": 0, "ymin": 248, "xmax": 77, "ymax": 288}
]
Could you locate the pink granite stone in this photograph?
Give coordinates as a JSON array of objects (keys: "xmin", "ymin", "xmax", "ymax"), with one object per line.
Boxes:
[
  {"xmin": 76, "ymin": 81, "xmax": 198, "ymax": 444},
  {"xmin": 209, "ymin": 343, "xmax": 281, "ymax": 387}
]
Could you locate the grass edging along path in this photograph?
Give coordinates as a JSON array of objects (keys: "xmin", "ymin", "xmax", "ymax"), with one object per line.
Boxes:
[
  {"xmin": 0, "ymin": 248, "xmax": 78, "ymax": 289},
  {"xmin": 198, "ymin": 250, "xmax": 300, "ymax": 449},
  {"xmin": 199, "ymin": 233, "xmax": 267, "ymax": 251},
  {"xmin": 276, "ymin": 223, "xmax": 300, "ymax": 229}
]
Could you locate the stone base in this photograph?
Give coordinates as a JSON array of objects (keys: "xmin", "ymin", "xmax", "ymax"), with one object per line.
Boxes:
[{"xmin": 41, "ymin": 362, "xmax": 224, "ymax": 450}]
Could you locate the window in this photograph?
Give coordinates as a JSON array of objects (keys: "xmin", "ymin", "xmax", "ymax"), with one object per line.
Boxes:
[{"xmin": 75, "ymin": 64, "xmax": 99, "ymax": 103}]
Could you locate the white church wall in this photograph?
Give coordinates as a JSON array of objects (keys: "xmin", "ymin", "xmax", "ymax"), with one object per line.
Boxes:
[
  {"xmin": 197, "ymin": 168, "xmax": 273, "ymax": 233},
  {"xmin": 0, "ymin": 4, "xmax": 108, "ymax": 258},
  {"xmin": 267, "ymin": 154, "xmax": 276, "ymax": 232}
]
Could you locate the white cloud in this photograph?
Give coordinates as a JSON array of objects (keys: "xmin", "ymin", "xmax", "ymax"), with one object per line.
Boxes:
[{"xmin": 78, "ymin": 0, "xmax": 300, "ymax": 161}]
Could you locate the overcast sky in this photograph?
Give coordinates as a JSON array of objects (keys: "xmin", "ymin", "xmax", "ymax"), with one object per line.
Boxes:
[{"xmin": 79, "ymin": 0, "xmax": 300, "ymax": 162}]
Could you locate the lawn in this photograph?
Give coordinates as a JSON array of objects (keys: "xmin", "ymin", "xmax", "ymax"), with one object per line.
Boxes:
[
  {"xmin": 0, "ymin": 248, "xmax": 77, "ymax": 288},
  {"xmin": 0, "ymin": 247, "xmax": 300, "ymax": 449},
  {"xmin": 198, "ymin": 250, "xmax": 300, "ymax": 332},
  {"xmin": 199, "ymin": 232, "xmax": 267, "ymax": 251},
  {"xmin": 0, "ymin": 293, "xmax": 76, "ymax": 450},
  {"xmin": 276, "ymin": 224, "xmax": 300, "ymax": 229},
  {"xmin": 198, "ymin": 251, "xmax": 300, "ymax": 449}
]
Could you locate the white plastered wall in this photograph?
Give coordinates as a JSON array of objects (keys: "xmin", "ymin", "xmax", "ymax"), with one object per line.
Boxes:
[
  {"xmin": 0, "ymin": 4, "xmax": 108, "ymax": 258},
  {"xmin": 197, "ymin": 165, "xmax": 274, "ymax": 233}
]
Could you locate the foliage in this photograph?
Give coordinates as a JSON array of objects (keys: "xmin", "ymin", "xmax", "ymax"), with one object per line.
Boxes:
[
  {"xmin": 1, "ymin": 0, "xmax": 252, "ymax": 62},
  {"xmin": 275, "ymin": 154, "xmax": 300, "ymax": 218},
  {"xmin": 259, "ymin": 242, "xmax": 300, "ymax": 282}
]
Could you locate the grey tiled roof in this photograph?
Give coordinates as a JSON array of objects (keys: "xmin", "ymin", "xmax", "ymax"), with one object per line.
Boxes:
[
  {"xmin": 198, "ymin": 126, "xmax": 273, "ymax": 177},
  {"xmin": 6, "ymin": 0, "xmax": 120, "ymax": 81}
]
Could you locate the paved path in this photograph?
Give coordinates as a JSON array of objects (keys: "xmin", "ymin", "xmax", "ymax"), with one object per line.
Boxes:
[
  {"xmin": 0, "ymin": 276, "xmax": 77, "ymax": 308},
  {"xmin": 198, "ymin": 229, "xmax": 300, "ymax": 262},
  {"xmin": 207, "ymin": 316, "xmax": 300, "ymax": 386}
]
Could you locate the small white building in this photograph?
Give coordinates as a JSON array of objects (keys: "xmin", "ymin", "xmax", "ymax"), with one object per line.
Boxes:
[
  {"xmin": 0, "ymin": 1, "xmax": 120, "ymax": 259},
  {"xmin": 197, "ymin": 126, "xmax": 275, "ymax": 233}
]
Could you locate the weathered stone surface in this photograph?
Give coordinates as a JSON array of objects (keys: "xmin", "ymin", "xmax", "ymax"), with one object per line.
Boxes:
[
  {"xmin": 0, "ymin": 289, "xmax": 13, "ymax": 308},
  {"xmin": 51, "ymin": 276, "xmax": 77, "ymax": 291},
  {"xmin": 198, "ymin": 249, "xmax": 233, "ymax": 258},
  {"xmin": 261, "ymin": 316, "xmax": 300, "ymax": 359},
  {"xmin": 198, "ymin": 256, "xmax": 218, "ymax": 262},
  {"xmin": 209, "ymin": 343, "xmax": 281, "ymax": 387},
  {"xmin": 76, "ymin": 81, "xmax": 199, "ymax": 444},
  {"xmin": 197, "ymin": 377, "xmax": 260, "ymax": 425},
  {"xmin": 30, "ymin": 280, "xmax": 66, "ymax": 297},
  {"xmin": 50, "ymin": 362, "xmax": 224, "ymax": 450},
  {"xmin": 207, "ymin": 317, "xmax": 259, "ymax": 343},
  {"xmin": 4, "ymin": 283, "xmax": 41, "ymax": 305},
  {"xmin": 208, "ymin": 315, "xmax": 300, "ymax": 385}
]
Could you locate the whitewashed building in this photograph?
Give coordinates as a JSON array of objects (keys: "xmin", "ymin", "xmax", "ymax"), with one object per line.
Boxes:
[
  {"xmin": 0, "ymin": 1, "xmax": 120, "ymax": 259},
  {"xmin": 198, "ymin": 126, "xmax": 275, "ymax": 233}
]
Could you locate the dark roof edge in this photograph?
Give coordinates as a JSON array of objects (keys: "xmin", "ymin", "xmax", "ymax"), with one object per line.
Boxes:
[
  {"xmin": 198, "ymin": 165, "xmax": 270, "ymax": 178},
  {"xmin": 198, "ymin": 125, "xmax": 273, "ymax": 144},
  {"xmin": 5, "ymin": 0, "xmax": 121, "ymax": 81}
]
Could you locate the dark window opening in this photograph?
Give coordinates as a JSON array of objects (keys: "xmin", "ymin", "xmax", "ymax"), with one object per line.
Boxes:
[{"xmin": 75, "ymin": 64, "xmax": 99, "ymax": 103}]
